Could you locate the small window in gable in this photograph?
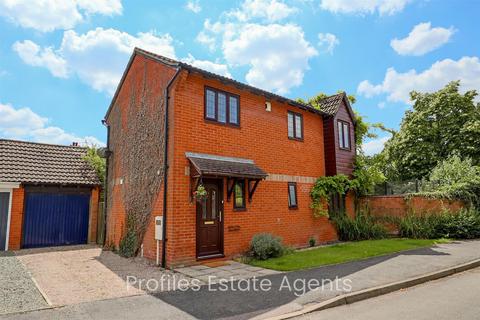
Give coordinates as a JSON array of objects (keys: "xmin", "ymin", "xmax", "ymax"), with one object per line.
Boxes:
[
  {"xmin": 338, "ymin": 120, "xmax": 351, "ymax": 150},
  {"xmin": 288, "ymin": 182, "xmax": 298, "ymax": 209},
  {"xmin": 287, "ymin": 111, "xmax": 303, "ymax": 141}
]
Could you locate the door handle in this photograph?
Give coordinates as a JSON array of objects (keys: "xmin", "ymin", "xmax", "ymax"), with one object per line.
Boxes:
[{"xmin": 219, "ymin": 211, "xmax": 222, "ymax": 222}]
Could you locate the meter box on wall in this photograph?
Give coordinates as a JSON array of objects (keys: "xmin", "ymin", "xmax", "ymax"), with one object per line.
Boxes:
[{"xmin": 155, "ymin": 216, "xmax": 163, "ymax": 240}]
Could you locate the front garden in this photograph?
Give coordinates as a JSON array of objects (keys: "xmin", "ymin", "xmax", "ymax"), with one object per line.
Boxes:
[{"xmin": 249, "ymin": 238, "xmax": 447, "ymax": 271}]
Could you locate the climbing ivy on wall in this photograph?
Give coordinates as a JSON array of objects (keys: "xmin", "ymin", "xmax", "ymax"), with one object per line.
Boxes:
[{"xmin": 107, "ymin": 61, "xmax": 168, "ymax": 256}]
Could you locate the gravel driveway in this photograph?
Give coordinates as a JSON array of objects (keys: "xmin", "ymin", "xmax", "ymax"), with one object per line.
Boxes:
[{"xmin": 0, "ymin": 252, "xmax": 48, "ymax": 315}]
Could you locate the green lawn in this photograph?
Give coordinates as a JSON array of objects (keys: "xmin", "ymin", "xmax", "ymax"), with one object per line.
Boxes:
[{"xmin": 249, "ymin": 238, "xmax": 448, "ymax": 271}]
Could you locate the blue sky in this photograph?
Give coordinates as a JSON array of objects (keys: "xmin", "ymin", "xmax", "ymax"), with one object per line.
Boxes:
[{"xmin": 0, "ymin": 0, "xmax": 479, "ymax": 154}]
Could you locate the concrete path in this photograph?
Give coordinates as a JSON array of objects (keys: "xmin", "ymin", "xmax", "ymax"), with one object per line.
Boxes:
[
  {"xmin": 0, "ymin": 295, "xmax": 195, "ymax": 320},
  {"xmin": 175, "ymin": 261, "xmax": 280, "ymax": 283},
  {"xmin": 293, "ymin": 267, "xmax": 480, "ymax": 320},
  {"xmin": 0, "ymin": 252, "xmax": 48, "ymax": 315},
  {"xmin": 153, "ymin": 240, "xmax": 480, "ymax": 320}
]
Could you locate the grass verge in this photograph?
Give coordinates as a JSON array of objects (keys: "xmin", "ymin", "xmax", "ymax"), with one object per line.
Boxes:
[{"xmin": 249, "ymin": 238, "xmax": 449, "ymax": 271}]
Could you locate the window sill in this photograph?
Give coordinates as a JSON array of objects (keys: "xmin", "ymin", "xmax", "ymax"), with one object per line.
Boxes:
[
  {"xmin": 204, "ymin": 119, "xmax": 241, "ymax": 129},
  {"xmin": 233, "ymin": 207, "xmax": 247, "ymax": 212},
  {"xmin": 288, "ymin": 206, "xmax": 299, "ymax": 210},
  {"xmin": 288, "ymin": 137, "xmax": 304, "ymax": 142}
]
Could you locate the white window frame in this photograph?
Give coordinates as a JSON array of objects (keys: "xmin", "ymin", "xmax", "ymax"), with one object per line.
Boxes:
[{"xmin": 0, "ymin": 183, "xmax": 20, "ymax": 251}]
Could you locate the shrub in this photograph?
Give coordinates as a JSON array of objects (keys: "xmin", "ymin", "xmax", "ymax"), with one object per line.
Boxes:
[
  {"xmin": 332, "ymin": 214, "xmax": 387, "ymax": 241},
  {"xmin": 119, "ymin": 223, "xmax": 137, "ymax": 258},
  {"xmin": 399, "ymin": 209, "xmax": 480, "ymax": 239},
  {"xmin": 250, "ymin": 233, "xmax": 286, "ymax": 260},
  {"xmin": 309, "ymin": 237, "xmax": 316, "ymax": 247}
]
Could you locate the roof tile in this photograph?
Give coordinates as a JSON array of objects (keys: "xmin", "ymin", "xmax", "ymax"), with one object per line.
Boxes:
[{"xmin": 0, "ymin": 139, "xmax": 100, "ymax": 185}]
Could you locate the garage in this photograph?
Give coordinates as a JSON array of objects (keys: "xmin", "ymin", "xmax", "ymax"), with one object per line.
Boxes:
[
  {"xmin": 23, "ymin": 188, "xmax": 91, "ymax": 248},
  {"xmin": 0, "ymin": 139, "xmax": 101, "ymax": 251}
]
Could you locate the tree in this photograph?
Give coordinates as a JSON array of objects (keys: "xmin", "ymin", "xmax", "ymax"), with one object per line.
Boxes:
[
  {"xmin": 382, "ymin": 81, "xmax": 480, "ymax": 180},
  {"xmin": 83, "ymin": 146, "xmax": 106, "ymax": 186}
]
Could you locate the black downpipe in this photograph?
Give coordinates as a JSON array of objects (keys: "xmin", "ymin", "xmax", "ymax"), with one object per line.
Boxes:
[
  {"xmin": 101, "ymin": 120, "xmax": 110, "ymax": 245},
  {"xmin": 162, "ymin": 68, "xmax": 181, "ymax": 268}
]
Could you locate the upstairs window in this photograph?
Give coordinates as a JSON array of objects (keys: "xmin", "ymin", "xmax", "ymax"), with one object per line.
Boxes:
[
  {"xmin": 205, "ymin": 87, "xmax": 240, "ymax": 126},
  {"xmin": 287, "ymin": 111, "xmax": 303, "ymax": 140},
  {"xmin": 233, "ymin": 180, "xmax": 246, "ymax": 210},
  {"xmin": 338, "ymin": 120, "xmax": 351, "ymax": 150},
  {"xmin": 288, "ymin": 182, "xmax": 298, "ymax": 209}
]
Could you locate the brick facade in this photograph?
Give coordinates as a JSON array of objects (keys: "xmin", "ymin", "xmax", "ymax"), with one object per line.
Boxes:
[
  {"xmin": 8, "ymin": 186, "xmax": 25, "ymax": 250},
  {"xmin": 105, "ymin": 51, "xmax": 358, "ymax": 267}
]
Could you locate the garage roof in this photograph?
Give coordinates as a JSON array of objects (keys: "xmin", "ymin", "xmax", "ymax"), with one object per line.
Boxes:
[{"xmin": 0, "ymin": 139, "xmax": 101, "ymax": 186}]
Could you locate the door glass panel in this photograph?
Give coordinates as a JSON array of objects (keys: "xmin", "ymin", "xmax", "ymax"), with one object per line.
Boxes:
[
  {"xmin": 211, "ymin": 190, "xmax": 216, "ymax": 219},
  {"xmin": 202, "ymin": 194, "xmax": 207, "ymax": 219}
]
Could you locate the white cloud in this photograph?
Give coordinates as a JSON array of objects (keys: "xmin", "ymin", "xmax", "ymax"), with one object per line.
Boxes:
[
  {"xmin": 14, "ymin": 28, "xmax": 176, "ymax": 95},
  {"xmin": 391, "ymin": 22, "xmax": 455, "ymax": 56},
  {"xmin": 318, "ymin": 33, "xmax": 339, "ymax": 54},
  {"xmin": 229, "ymin": 0, "xmax": 298, "ymax": 22},
  {"xmin": 357, "ymin": 56, "xmax": 480, "ymax": 104},
  {"xmin": 0, "ymin": 102, "xmax": 103, "ymax": 146},
  {"xmin": 363, "ymin": 136, "xmax": 390, "ymax": 155},
  {"xmin": 222, "ymin": 23, "xmax": 317, "ymax": 94},
  {"xmin": 378, "ymin": 101, "xmax": 386, "ymax": 109},
  {"xmin": 13, "ymin": 40, "xmax": 68, "ymax": 78},
  {"xmin": 183, "ymin": 54, "xmax": 231, "ymax": 78},
  {"xmin": 0, "ymin": 0, "xmax": 122, "ymax": 32},
  {"xmin": 197, "ymin": 0, "xmax": 315, "ymax": 94},
  {"xmin": 320, "ymin": 0, "xmax": 411, "ymax": 16},
  {"xmin": 185, "ymin": 0, "xmax": 201, "ymax": 13}
]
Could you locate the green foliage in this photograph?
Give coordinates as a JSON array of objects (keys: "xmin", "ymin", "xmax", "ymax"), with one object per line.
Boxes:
[
  {"xmin": 249, "ymin": 233, "xmax": 286, "ymax": 260},
  {"xmin": 351, "ymin": 155, "xmax": 386, "ymax": 196},
  {"xmin": 119, "ymin": 228, "xmax": 137, "ymax": 258},
  {"xmin": 310, "ymin": 174, "xmax": 352, "ymax": 217},
  {"xmin": 414, "ymin": 155, "xmax": 480, "ymax": 208},
  {"xmin": 398, "ymin": 209, "xmax": 480, "ymax": 239},
  {"xmin": 308, "ymin": 237, "xmax": 316, "ymax": 247},
  {"xmin": 119, "ymin": 216, "xmax": 137, "ymax": 258},
  {"xmin": 83, "ymin": 147, "xmax": 106, "ymax": 185},
  {"xmin": 382, "ymin": 81, "xmax": 480, "ymax": 180},
  {"xmin": 331, "ymin": 214, "xmax": 388, "ymax": 241}
]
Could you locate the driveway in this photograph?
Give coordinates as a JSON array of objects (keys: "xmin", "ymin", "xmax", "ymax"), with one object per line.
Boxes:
[
  {"xmin": 0, "ymin": 252, "xmax": 48, "ymax": 315},
  {"xmin": 15, "ymin": 245, "xmax": 144, "ymax": 307}
]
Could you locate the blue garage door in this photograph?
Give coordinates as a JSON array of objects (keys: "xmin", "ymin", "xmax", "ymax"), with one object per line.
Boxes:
[{"xmin": 23, "ymin": 192, "xmax": 90, "ymax": 248}]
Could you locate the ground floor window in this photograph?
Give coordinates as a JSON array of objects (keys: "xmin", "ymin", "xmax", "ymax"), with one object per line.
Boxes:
[
  {"xmin": 288, "ymin": 182, "xmax": 298, "ymax": 209},
  {"xmin": 234, "ymin": 180, "xmax": 245, "ymax": 210}
]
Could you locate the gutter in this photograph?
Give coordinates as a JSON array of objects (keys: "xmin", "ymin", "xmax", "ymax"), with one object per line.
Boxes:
[
  {"xmin": 161, "ymin": 67, "xmax": 182, "ymax": 268},
  {"xmin": 101, "ymin": 120, "xmax": 110, "ymax": 245}
]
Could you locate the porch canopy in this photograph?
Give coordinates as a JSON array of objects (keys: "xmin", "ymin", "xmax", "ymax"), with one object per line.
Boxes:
[{"xmin": 186, "ymin": 152, "xmax": 267, "ymax": 202}]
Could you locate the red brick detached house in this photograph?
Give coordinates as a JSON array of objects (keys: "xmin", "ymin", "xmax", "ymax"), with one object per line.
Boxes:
[
  {"xmin": 104, "ymin": 48, "xmax": 356, "ymax": 267},
  {"xmin": 0, "ymin": 139, "xmax": 101, "ymax": 251}
]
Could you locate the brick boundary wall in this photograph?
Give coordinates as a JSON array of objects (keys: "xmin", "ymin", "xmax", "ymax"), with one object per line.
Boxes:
[{"xmin": 359, "ymin": 195, "xmax": 465, "ymax": 218}]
